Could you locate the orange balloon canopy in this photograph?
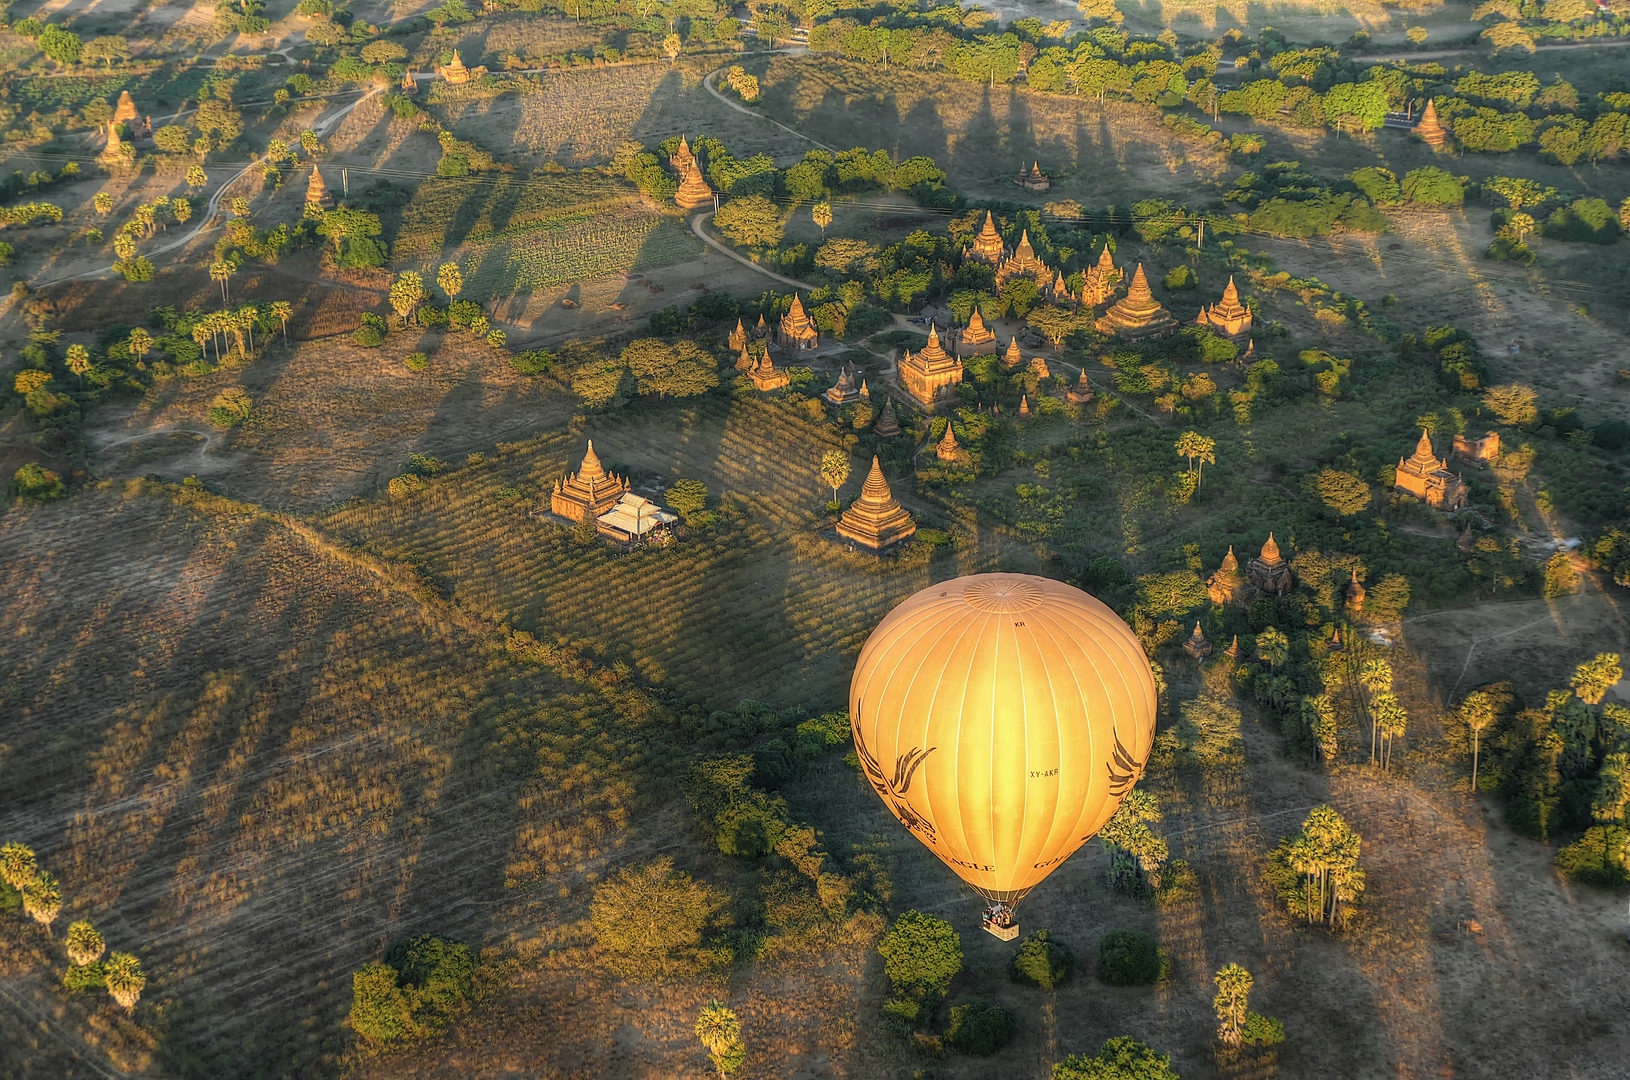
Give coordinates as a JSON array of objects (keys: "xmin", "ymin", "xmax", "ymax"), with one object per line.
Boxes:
[{"xmin": 849, "ymin": 573, "xmax": 1157, "ymax": 904}]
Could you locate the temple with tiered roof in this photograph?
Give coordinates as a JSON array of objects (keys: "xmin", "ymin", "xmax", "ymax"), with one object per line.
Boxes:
[
  {"xmin": 551, "ymin": 441, "xmax": 629, "ymax": 522},
  {"xmin": 899, "ymin": 323, "xmax": 962, "ymax": 410},
  {"xmin": 822, "ymin": 365, "xmax": 861, "ymax": 406},
  {"xmin": 961, "ymin": 307, "xmax": 996, "ymax": 352},
  {"xmin": 1247, "ymin": 534, "xmax": 1294, "ymax": 597},
  {"xmin": 750, "ymin": 352, "xmax": 790, "ymax": 391},
  {"xmin": 439, "ymin": 50, "xmax": 471, "ymax": 83},
  {"xmin": 1095, "ymin": 264, "xmax": 1176, "ymax": 339},
  {"xmin": 1394, "ymin": 430, "xmax": 1468, "ymax": 509},
  {"xmin": 969, "ymin": 211, "xmax": 1005, "ymax": 264},
  {"xmin": 779, "ymin": 294, "xmax": 818, "ymax": 350},
  {"xmin": 837, "ymin": 457, "xmax": 916, "ymax": 551},
  {"xmin": 994, "ymin": 231, "xmax": 1053, "ymax": 291},
  {"xmin": 1196, "ymin": 276, "xmax": 1252, "ymax": 340},
  {"xmin": 1081, "ymin": 246, "xmax": 1120, "ymax": 307},
  {"xmin": 1183, "ymin": 623, "xmax": 1212, "ymax": 660},
  {"xmin": 1067, "ymin": 369, "xmax": 1094, "ymax": 404},
  {"xmin": 1016, "ymin": 161, "xmax": 1050, "ymax": 192},
  {"xmin": 873, "ymin": 398, "xmax": 902, "ymax": 437}
]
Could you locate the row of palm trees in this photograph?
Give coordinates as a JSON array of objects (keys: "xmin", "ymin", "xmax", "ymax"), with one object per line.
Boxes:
[{"xmin": 184, "ymin": 301, "xmax": 294, "ymax": 365}]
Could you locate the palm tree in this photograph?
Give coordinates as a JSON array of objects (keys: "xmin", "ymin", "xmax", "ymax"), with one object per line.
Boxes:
[
  {"xmin": 210, "ymin": 260, "xmax": 234, "ymax": 303},
  {"xmin": 103, "ymin": 952, "xmax": 145, "ymax": 1012},
  {"xmin": 1359, "ymin": 658, "xmax": 1392, "ymax": 762},
  {"xmin": 65, "ymin": 344, "xmax": 91, "ymax": 385},
  {"xmin": 437, "ymin": 262, "xmax": 463, "ymax": 300},
  {"xmin": 1459, "ymin": 689, "xmax": 1499, "ymax": 793},
  {"xmin": 271, "ymin": 301, "xmax": 292, "ymax": 344},
  {"xmin": 694, "ymin": 1000, "xmax": 744, "ymax": 1078},
  {"xmin": 0, "ymin": 842, "xmax": 36, "ymax": 890},
  {"xmin": 127, "ymin": 327, "xmax": 153, "ymax": 367},
  {"xmin": 192, "ymin": 323, "xmax": 212, "ymax": 364},
  {"xmin": 1374, "ymin": 691, "xmax": 1407, "ymax": 771},
  {"xmin": 812, "ymin": 201, "xmax": 832, "ymax": 236},
  {"xmin": 1212, "ymin": 964, "xmax": 1252, "ymax": 1047},
  {"xmin": 819, "ymin": 449, "xmax": 850, "ymax": 507},
  {"xmin": 1256, "ymin": 626, "xmax": 1288, "ymax": 671},
  {"xmin": 65, "ymin": 920, "xmax": 106, "ymax": 967},
  {"xmin": 1174, "ymin": 430, "xmax": 1217, "ymax": 484},
  {"xmin": 22, "ymin": 871, "xmax": 61, "ymax": 935}
]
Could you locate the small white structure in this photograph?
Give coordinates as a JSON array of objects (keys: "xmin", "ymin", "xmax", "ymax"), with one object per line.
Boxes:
[{"xmin": 595, "ymin": 493, "xmax": 677, "ymax": 542}]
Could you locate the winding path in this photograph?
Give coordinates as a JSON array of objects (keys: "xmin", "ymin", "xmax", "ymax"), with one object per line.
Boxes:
[
  {"xmin": 688, "ymin": 209, "xmax": 816, "ymax": 291},
  {"xmin": 702, "ymin": 57, "xmax": 833, "ymax": 153}
]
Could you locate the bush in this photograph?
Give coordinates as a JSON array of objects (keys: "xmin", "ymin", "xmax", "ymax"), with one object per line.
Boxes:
[
  {"xmin": 590, "ymin": 858, "xmax": 726, "ymax": 979},
  {"xmin": 351, "ymin": 963, "xmax": 411, "ymax": 1043},
  {"xmin": 509, "ymin": 348, "xmax": 553, "ymax": 375},
  {"xmin": 1054, "ymin": 1036, "xmax": 1180, "ymax": 1080},
  {"xmin": 1556, "ymin": 826, "xmax": 1630, "ymax": 886},
  {"xmin": 11, "ymin": 462, "xmax": 65, "ymax": 501},
  {"xmin": 404, "ymin": 352, "xmax": 429, "ymax": 371},
  {"xmin": 945, "ymin": 999, "xmax": 1017, "ymax": 1056},
  {"xmin": 62, "ymin": 963, "xmax": 106, "ymax": 992},
  {"xmin": 878, "ymin": 910, "xmax": 963, "ymax": 1000},
  {"xmin": 338, "ymin": 237, "xmax": 387, "ymax": 268},
  {"xmin": 1401, "ymin": 167, "xmax": 1464, "ymax": 207},
  {"xmin": 208, "ymin": 387, "xmax": 253, "ymax": 427},
  {"xmin": 353, "ymin": 313, "xmax": 387, "ymax": 347},
  {"xmin": 383, "ymin": 934, "xmax": 474, "ymax": 1032},
  {"xmin": 1542, "ymin": 551, "xmax": 1577, "ymax": 597},
  {"xmin": 1242, "ymin": 1010, "xmax": 1287, "ymax": 1046},
  {"xmin": 1097, "ymin": 929, "xmax": 1166, "ymax": 986},
  {"xmin": 1010, "ymin": 929, "xmax": 1074, "ymax": 990},
  {"xmin": 1542, "ymin": 198, "xmax": 1623, "ymax": 245}
]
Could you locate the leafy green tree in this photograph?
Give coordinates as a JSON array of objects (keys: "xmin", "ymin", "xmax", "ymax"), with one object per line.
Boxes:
[
  {"xmin": 210, "ymin": 388, "xmax": 253, "ymax": 427},
  {"xmin": 270, "ymin": 301, "xmax": 292, "ymax": 343},
  {"xmin": 1483, "ymin": 176, "xmax": 1552, "ymax": 211},
  {"xmin": 1359, "ymin": 657, "xmax": 1392, "ymax": 761},
  {"xmin": 1098, "ymin": 929, "xmax": 1165, "ymax": 986},
  {"xmin": 714, "ymin": 195, "xmax": 784, "ymax": 247},
  {"xmin": 1135, "ymin": 571, "xmax": 1207, "ymax": 618},
  {"xmin": 65, "ymin": 920, "xmax": 106, "ymax": 966},
  {"xmin": 350, "ymin": 963, "xmax": 410, "ymax": 1043},
  {"xmin": 1010, "ymin": 929, "xmax": 1074, "ymax": 990},
  {"xmin": 1313, "ymin": 469, "xmax": 1371, "ymax": 515},
  {"xmin": 103, "ymin": 952, "xmax": 144, "ymax": 1012},
  {"xmin": 316, "ymin": 207, "xmax": 382, "ymax": 257},
  {"xmin": 878, "ymin": 910, "xmax": 962, "ymax": 1000},
  {"xmin": 384, "ymin": 935, "xmax": 473, "ymax": 1035},
  {"xmin": 812, "ymin": 200, "xmax": 832, "ymax": 235},
  {"xmin": 946, "ymin": 999, "xmax": 1017, "ymax": 1056},
  {"xmin": 666, "ymin": 478, "xmax": 708, "ymax": 519},
  {"xmin": 694, "ymin": 1001, "xmax": 745, "ymax": 1077},
  {"xmin": 186, "ymin": 165, "xmax": 208, "ymax": 190},
  {"xmin": 819, "ymin": 449, "xmax": 850, "ymax": 505},
  {"xmin": 1053, "ymin": 1036, "xmax": 1180, "ymax": 1080},
  {"xmin": 1400, "ymin": 167, "xmax": 1464, "ymax": 207},
  {"xmin": 590, "ymin": 858, "xmax": 725, "ymax": 978},
  {"xmin": 38, "ymin": 24, "xmax": 83, "ymax": 65},
  {"xmin": 1213, "ymin": 963, "xmax": 1252, "ymax": 1046},
  {"xmin": 1542, "ymin": 551, "xmax": 1577, "ymax": 598},
  {"xmin": 621, "ymin": 338, "xmax": 719, "ymax": 398},
  {"xmin": 1571, "ymin": 653, "xmax": 1622, "ymax": 705},
  {"xmin": 1099, "ymin": 790, "xmax": 1168, "ymax": 895}
]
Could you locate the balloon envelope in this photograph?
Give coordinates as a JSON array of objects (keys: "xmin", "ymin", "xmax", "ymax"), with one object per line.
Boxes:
[{"xmin": 849, "ymin": 573, "xmax": 1157, "ymax": 903}]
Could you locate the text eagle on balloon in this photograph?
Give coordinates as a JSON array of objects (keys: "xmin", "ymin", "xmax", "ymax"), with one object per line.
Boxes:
[{"xmin": 854, "ymin": 732, "xmax": 938, "ymax": 844}]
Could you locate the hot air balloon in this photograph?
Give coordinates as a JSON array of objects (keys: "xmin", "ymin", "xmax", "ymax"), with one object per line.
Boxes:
[{"xmin": 849, "ymin": 573, "xmax": 1157, "ymax": 940}]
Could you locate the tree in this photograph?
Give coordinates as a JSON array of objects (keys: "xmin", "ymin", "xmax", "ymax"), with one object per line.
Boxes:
[
  {"xmin": 1256, "ymin": 626, "xmax": 1289, "ymax": 671},
  {"xmin": 694, "ymin": 1001, "xmax": 746, "ymax": 1078},
  {"xmin": 65, "ymin": 920, "xmax": 106, "ymax": 966},
  {"xmin": 1482, "ymin": 383, "xmax": 1538, "ymax": 427},
  {"xmin": 93, "ymin": 191, "xmax": 113, "ymax": 214},
  {"xmin": 437, "ymin": 261, "xmax": 462, "ymax": 299},
  {"xmin": 1484, "ymin": 176, "xmax": 1551, "ymax": 211},
  {"xmin": 1213, "ymin": 963, "xmax": 1252, "ymax": 1047},
  {"xmin": 1100, "ymin": 790, "xmax": 1169, "ymax": 896},
  {"xmin": 271, "ymin": 301, "xmax": 292, "ymax": 343},
  {"xmin": 351, "ymin": 962, "xmax": 410, "ymax": 1043},
  {"xmin": 22, "ymin": 871, "xmax": 61, "ymax": 933},
  {"xmin": 0, "ymin": 842, "xmax": 36, "ymax": 890},
  {"xmin": 389, "ymin": 271, "xmax": 426, "ymax": 325},
  {"xmin": 1373, "ymin": 690, "xmax": 1408, "ymax": 770},
  {"xmin": 878, "ymin": 910, "xmax": 962, "ymax": 1000},
  {"xmin": 621, "ymin": 338, "xmax": 719, "ymax": 398},
  {"xmin": 1053, "ymin": 1036, "xmax": 1180, "ymax": 1080},
  {"xmin": 103, "ymin": 952, "xmax": 145, "ymax": 1012},
  {"xmin": 38, "ymin": 24, "xmax": 83, "ymax": 65},
  {"xmin": 1077, "ymin": 0, "xmax": 1125, "ymax": 26},
  {"xmin": 589, "ymin": 858, "xmax": 725, "ymax": 978},
  {"xmin": 1458, "ymin": 689, "xmax": 1500, "ymax": 792},
  {"xmin": 81, "ymin": 35, "xmax": 130, "ymax": 67},
  {"xmin": 210, "ymin": 260, "xmax": 235, "ymax": 303},
  {"xmin": 1573, "ymin": 653, "xmax": 1624, "ymax": 705},
  {"xmin": 316, "ymin": 207, "xmax": 382, "ymax": 256},
  {"xmin": 819, "ymin": 449, "xmax": 851, "ymax": 505},
  {"xmin": 663, "ymin": 32, "xmax": 682, "ymax": 60},
  {"xmin": 1174, "ymin": 430, "xmax": 1216, "ymax": 484},
  {"xmin": 1135, "ymin": 571, "xmax": 1207, "ymax": 618},
  {"xmin": 65, "ymin": 344, "xmax": 90, "ymax": 385},
  {"xmin": 1401, "ymin": 167, "xmax": 1464, "ymax": 207},
  {"xmin": 1267, "ymin": 805, "xmax": 1365, "ymax": 928},
  {"xmin": 172, "ymin": 199, "xmax": 192, "ymax": 225},
  {"xmin": 1313, "ymin": 468, "xmax": 1371, "ymax": 515},
  {"xmin": 1407, "ymin": 26, "xmax": 1429, "ymax": 44},
  {"xmin": 812, "ymin": 200, "xmax": 832, "ymax": 235},
  {"xmin": 1359, "ymin": 657, "xmax": 1393, "ymax": 761},
  {"xmin": 713, "ymin": 195, "xmax": 784, "ymax": 247},
  {"xmin": 667, "ymin": 478, "xmax": 708, "ymax": 519},
  {"xmin": 113, "ymin": 232, "xmax": 137, "ymax": 260},
  {"xmin": 186, "ymin": 164, "xmax": 208, "ymax": 190}
]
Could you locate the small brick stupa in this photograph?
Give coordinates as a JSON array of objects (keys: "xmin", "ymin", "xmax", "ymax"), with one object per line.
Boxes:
[
  {"xmin": 734, "ymin": 343, "xmax": 755, "ymax": 372},
  {"xmin": 306, "ymin": 165, "xmax": 335, "ymax": 210},
  {"xmin": 112, "ymin": 90, "xmax": 140, "ymax": 126},
  {"xmin": 671, "ymin": 135, "xmax": 715, "ymax": 211},
  {"xmin": 750, "ymin": 352, "xmax": 790, "ymax": 391},
  {"xmin": 936, "ymin": 422, "xmax": 964, "ymax": 462},
  {"xmin": 837, "ymin": 457, "xmax": 916, "ymax": 551},
  {"xmin": 822, "ymin": 366, "xmax": 863, "ymax": 407},
  {"xmin": 1196, "ymin": 276, "xmax": 1253, "ymax": 340},
  {"xmin": 1067, "ymin": 369, "xmax": 1094, "ymax": 404},
  {"xmin": 873, "ymin": 398, "xmax": 902, "ymax": 437},
  {"xmin": 99, "ymin": 122, "xmax": 126, "ymax": 165},
  {"xmin": 439, "ymin": 50, "xmax": 471, "ymax": 84},
  {"xmin": 1183, "ymin": 623, "xmax": 1212, "ymax": 660},
  {"xmin": 1414, "ymin": 98, "xmax": 1448, "ymax": 149},
  {"xmin": 1001, "ymin": 336, "xmax": 1024, "ymax": 371},
  {"xmin": 729, "ymin": 318, "xmax": 747, "ymax": 351},
  {"xmin": 1016, "ymin": 161, "xmax": 1050, "ymax": 192},
  {"xmin": 1095, "ymin": 264, "xmax": 1176, "ymax": 340},
  {"xmin": 969, "ymin": 211, "xmax": 1004, "ymax": 264},
  {"xmin": 1345, "ymin": 570, "xmax": 1366, "ymax": 618},
  {"xmin": 551, "ymin": 441, "xmax": 629, "ymax": 522}
]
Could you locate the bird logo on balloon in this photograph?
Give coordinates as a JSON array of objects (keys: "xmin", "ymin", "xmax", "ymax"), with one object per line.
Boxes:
[
  {"xmin": 1107, "ymin": 727, "xmax": 1147, "ymax": 799},
  {"xmin": 854, "ymin": 732, "xmax": 938, "ymax": 844}
]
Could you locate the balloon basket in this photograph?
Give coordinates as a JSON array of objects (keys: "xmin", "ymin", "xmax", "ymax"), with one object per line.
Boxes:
[{"xmin": 981, "ymin": 904, "xmax": 1019, "ymax": 941}]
